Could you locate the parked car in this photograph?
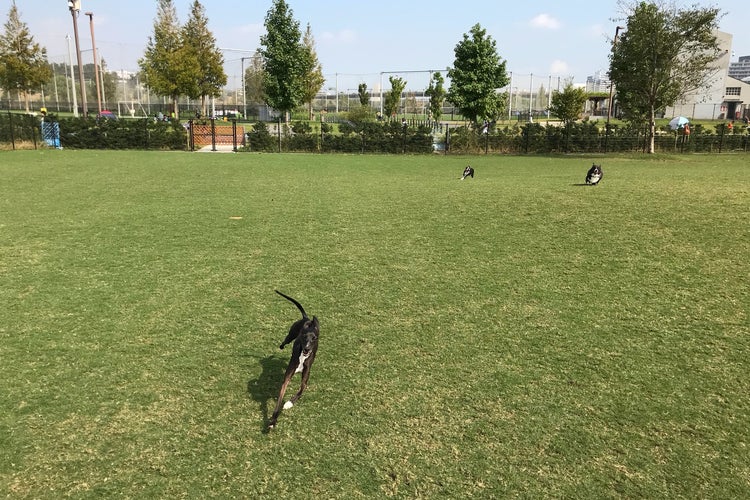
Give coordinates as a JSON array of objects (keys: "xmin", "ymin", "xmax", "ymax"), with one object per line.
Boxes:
[{"xmin": 97, "ymin": 110, "xmax": 118, "ymax": 120}]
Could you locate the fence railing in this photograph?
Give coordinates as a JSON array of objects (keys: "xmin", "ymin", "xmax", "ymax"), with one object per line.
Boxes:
[{"xmin": 2, "ymin": 112, "xmax": 749, "ymax": 155}]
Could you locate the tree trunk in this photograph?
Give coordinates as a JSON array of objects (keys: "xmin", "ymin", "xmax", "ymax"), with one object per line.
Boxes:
[
  {"xmin": 648, "ymin": 106, "xmax": 656, "ymax": 154},
  {"xmin": 172, "ymin": 96, "xmax": 179, "ymax": 120}
]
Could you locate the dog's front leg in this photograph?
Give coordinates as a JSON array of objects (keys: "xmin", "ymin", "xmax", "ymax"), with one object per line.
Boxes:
[
  {"xmin": 268, "ymin": 372, "xmax": 294, "ymax": 429},
  {"xmin": 287, "ymin": 361, "xmax": 313, "ymax": 407}
]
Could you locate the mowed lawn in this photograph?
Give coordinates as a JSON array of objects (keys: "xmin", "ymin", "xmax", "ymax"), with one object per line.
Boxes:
[{"xmin": 1, "ymin": 150, "xmax": 748, "ymax": 498}]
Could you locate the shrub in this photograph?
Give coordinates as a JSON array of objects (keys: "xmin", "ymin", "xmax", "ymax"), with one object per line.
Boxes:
[
  {"xmin": 245, "ymin": 121, "xmax": 276, "ymax": 152},
  {"xmin": 57, "ymin": 117, "xmax": 187, "ymax": 150}
]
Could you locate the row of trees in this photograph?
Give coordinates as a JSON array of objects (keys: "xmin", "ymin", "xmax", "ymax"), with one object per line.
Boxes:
[
  {"xmin": 1, "ymin": 0, "xmax": 726, "ymax": 155},
  {"xmin": 139, "ymin": 0, "xmax": 226, "ymax": 120}
]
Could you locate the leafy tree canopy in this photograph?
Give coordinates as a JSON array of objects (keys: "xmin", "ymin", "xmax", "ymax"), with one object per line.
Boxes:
[
  {"xmin": 182, "ymin": 0, "xmax": 226, "ymax": 113},
  {"xmin": 260, "ymin": 0, "xmax": 307, "ymax": 121},
  {"xmin": 425, "ymin": 71, "xmax": 446, "ymax": 122},
  {"xmin": 383, "ymin": 76, "xmax": 406, "ymax": 117},
  {"xmin": 358, "ymin": 83, "xmax": 370, "ymax": 107},
  {"xmin": 549, "ymin": 81, "xmax": 588, "ymax": 125},
  {"xmin": 447, "ymin": 24, "xmax": 509, "ymax": 127},
  {"xmin": 243, "ymin": 49, "xmax": 265, "ymax": 108},
  {"xmin": 139, "ymin": 0, "xmax": 196, "ymax": 119},
  {"xmin": 0, "ymin": 1, "xmax": 52, "ymax": 112},
  {"xmin": 301, "ymin": 23, "xmax": 324, "ymax": 120},
  {"xmin": 609, "ymin": 0, "xmax": 722, "ymax": 152}
]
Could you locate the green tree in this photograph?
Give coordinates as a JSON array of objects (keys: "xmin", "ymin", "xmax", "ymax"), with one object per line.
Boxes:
[
  {"xmin": 447, "ymin": 24, "xmax": 509, "ymax": 127},
  {"xmin": 549, "ymin": 81, "xmax": 588, "ymax": 125},
  {"xmin": 0, "ymin": 1, "xmax": 52, "ymax": 112},
  {"xmin": 301, "ymin": 23, "xmax": 324, "ymax": 120},
  {"xmin": 182, "ymin": 0, "xmax": 226, "ymax": 117},
  {"xmin": 260, "ymin": 0, "xmax": 306, "ymax": 122},
  {"xmin": 609, "ymin": 0, "xmax": 722, "ymax": 153},
  {"xmin": 383, "ymin": 76, "xmax": 406, "ymax": 117},
  {"xmin": 139, "ymin": 0, "xmax": 196, "ymax": 119},
  {"xmin": 425, "ymin": 71, "xmax": 446, "ymax": 121},
  {"xmin": 358, "ymin": 83, "xmax": 370, "ymax": 107},
  {"xmin": 243, "ymin": 50, "xmax": 265, "ymax": 115}
]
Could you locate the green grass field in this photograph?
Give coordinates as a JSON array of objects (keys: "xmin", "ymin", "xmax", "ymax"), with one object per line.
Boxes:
[{"xmin": 1, "ymin": 150, "xmax": 748, "ymax": 498}]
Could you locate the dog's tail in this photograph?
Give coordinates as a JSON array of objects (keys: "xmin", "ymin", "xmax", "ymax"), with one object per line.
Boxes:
[{"xmin": 275, "ymin": 290, "xmax": 308, "ymax": 319}]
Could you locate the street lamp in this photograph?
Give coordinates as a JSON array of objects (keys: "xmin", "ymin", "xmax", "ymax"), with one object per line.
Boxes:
[
  {"xmin": 85, "ymin": 11, "xmax": 102, "ymax": 114},
  {"xmin": 240, "ymin": 57, "xmax": 250, "ymax": 120},
  {"xmin": 67, "ymin": 0, "xmax": 87, "ymax": 116}
]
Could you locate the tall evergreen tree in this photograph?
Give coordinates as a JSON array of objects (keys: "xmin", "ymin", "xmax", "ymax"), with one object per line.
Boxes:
[
  {"xmin": 301, "ymin": 23, "xmax": 324, "ymax": 120},
  {"xmin": 609, "ymin": 0, "xmax": 722, "ymax": 153},
  {"xmin": 182, "ymin": 0, "xmax": 226, "ymax": 117},
  {"xmin": 260, "ymin": 0, "xmax": 306, "ymax": 122},
  {"xmin": 139, "ymin": 0, "xmax": 196, "ymax": 119},
  {"xmin": 0, "ymin": 1, "xmax": 52, "ymax": 112},
  {"xmin": 447, "ymin": 24, "xmax": 509, "ymax": 127}
]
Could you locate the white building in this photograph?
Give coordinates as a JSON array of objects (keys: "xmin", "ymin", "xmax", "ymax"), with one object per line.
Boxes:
[
  {"xmin": 665, "ymin": 31, "xmax": 750, "ymax": 121},
  {"xmin": 729, "ymin": 55, "xmax": 750, "ymax": 80}
]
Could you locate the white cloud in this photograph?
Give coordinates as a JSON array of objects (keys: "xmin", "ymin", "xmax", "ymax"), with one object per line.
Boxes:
[
  {"xmin": 320, "ymin": 29, "xmax": 357, "ymax": 43},
  {"xmin": 549, "ymin": 60, "xmax": 569, "ymax": 75},
  {"xmin": 530, "ymin": 14, "xmax": 562, "ymax": 30}
]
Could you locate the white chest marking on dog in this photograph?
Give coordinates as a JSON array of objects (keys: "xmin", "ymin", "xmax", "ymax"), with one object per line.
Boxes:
[{"xmin": 295, "ymin": 351, "xmax": 310, "ymax": 374}]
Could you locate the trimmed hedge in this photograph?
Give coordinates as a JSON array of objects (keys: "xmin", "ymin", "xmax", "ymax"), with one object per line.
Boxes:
[
  {"xmin": 57, "ymin": 117, "xmax": 188, "ymax": 150},
  {"xmin": 243, "ymin": 120, "xmax": 435, "ymax": 154},
  {"xmin": 0, "ymin": 112, "xmax": 40, "ymax": 144},
  {"xmin": 446, "ymin": 121, "xmax": 750, "ymax": 154}
]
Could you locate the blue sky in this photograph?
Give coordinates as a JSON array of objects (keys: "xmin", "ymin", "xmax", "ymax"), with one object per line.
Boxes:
[{"xmin": 4, "ymin": 0, "xmax": 748, "ymax": 93}]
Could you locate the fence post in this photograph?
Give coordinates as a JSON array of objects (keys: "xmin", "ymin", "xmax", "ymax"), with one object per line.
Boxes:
[
  {"xmin": 211, "ymin": 118, "xmax": 216, "ymax": 152},
  {"xmin": 232, "ymin": 119, "xmax": 238, "ymax": 152},
  {"xmin": 604, "ymin": 123, "xmax": 610, "ymax": 153},
  {"xmin": 8, "ymin": 111, "xmax": 15, "ymax": 150},
  {"xmin": 188, "ymin": 119, "xmax": 194, "ymax": 151}
]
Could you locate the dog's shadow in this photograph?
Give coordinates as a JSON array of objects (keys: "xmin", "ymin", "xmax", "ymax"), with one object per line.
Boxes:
[{"xmin": 247, "ymin": 355, "xmax": 287, "ymax": 433}]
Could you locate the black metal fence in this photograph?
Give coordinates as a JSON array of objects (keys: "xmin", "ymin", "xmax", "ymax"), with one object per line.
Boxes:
[
  {"xmin": 3, "ymin": 111, "xmax": 749, "ymax": 154},
  {"xmin": 0, "ymin": 112, "xmax": 42, "ymax": 149}
]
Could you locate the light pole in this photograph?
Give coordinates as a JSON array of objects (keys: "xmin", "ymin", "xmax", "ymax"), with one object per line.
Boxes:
[
  {"xmin": 240, "ymin": 57, "xmax": 249, "ymax": 120},
  {"xmin": 67, "ymin": 0, "xmax": 87, "ymax": 117},
  {"xmin": 85, "ymin": 11, "xmax": 102, "ymax": 114},
  {"xmin": 66, "ymin": 34, "xmax": 78, "ymax": 116},
  {"xmin": 606, "ymin": 26, "xmax": 625, "ymax": 125}
]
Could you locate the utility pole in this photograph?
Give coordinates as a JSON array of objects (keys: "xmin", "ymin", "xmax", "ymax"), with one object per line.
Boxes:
[
  {"xmin": 67, "ymin": 0, "xmax": 87, "ymax": 117},
  {"xmin": 85, "ymin": 11, "xmax": 102, "ymax": 114},
  {"xmin": 606, "ymin": 26, "xmax": 625, "ymax": 125}
]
